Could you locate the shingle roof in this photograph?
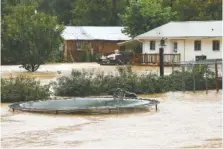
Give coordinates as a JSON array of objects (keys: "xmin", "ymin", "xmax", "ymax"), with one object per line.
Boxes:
[
  {"xmin": 62, "ymin": 26, "xmax": 131, "ymax": 41},
  {"xmin": 135, "ymin": 21, "xmax": 222, "ymax": 39}
]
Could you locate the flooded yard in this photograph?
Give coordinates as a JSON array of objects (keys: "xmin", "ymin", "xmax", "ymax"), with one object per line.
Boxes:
[
  {"xmin": 1, "ymin": 90, "xmax": 222, "ymax": 148},
  {"xmin": 1, "ymin": 63, "xmax": 222, "ymax": 148},
  {"xmin": 1, "ymin": 63, "xmax": 178, "ymax": 86},
  {"xmin": 0, "ymin": 63, "xmax": 177, "ymax": 76},
  {"xmin": 0, "ymin": 63, "xmax": 179, "ymax": 85}
]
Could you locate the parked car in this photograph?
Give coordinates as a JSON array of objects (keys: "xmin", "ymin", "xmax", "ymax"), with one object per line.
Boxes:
[{"xmin": 97, "ymin": 51, "xmax": 133, "ymax": 65}]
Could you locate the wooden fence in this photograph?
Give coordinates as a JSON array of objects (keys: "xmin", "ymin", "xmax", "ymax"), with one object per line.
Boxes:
[{"xmin": 132, "ymin": 53, "xmax": 181, "ymax": 66}]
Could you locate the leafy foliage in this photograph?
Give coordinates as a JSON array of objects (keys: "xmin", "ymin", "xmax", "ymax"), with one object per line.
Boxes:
[
  {"xmin": 162, "ymin": 0, "xmax": 222, "ymax": 21},
  {"xmin": 52, "ymin": 66, "xmax": 221, "ymax": 97},
  {"xmin": 1, "ymin": 76, "xmax": 51, "ymax": 102},
  {"xmin": 37, "ymin": 0, "xmax": 74, "ymax": 25},
  {"xmin": 1, "ymin": 3, "xmax": 63, "ymax": 71},
  {"xmin": 79, "ymin": 43, "xmax": 100, "ymax": 62},
  {"xmin": 47, "ymin": 44, "xmax": 63, "ymax": 63},
  {"xmin": 121, "ymin": 0, "xmax": 176, "ymax": 37},
  {"xmin": 1, "ymin": 0, "xmax": 222, "ymax": 65},
  {"xmin": 71, "ymin": 0, "xmax": 128, "ymax": 26}
]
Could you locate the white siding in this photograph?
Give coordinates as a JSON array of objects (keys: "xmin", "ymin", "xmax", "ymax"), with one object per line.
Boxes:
[
  {"xmin": 142, "ymin": 38, "xmax": 222, "ymax": 61},
  {"xmin": 142, "ymin": 40, "xmax": 158, "ymax": 54},
  {"xmin": 172, "ymin": 40, "xmax": 185, "ymax": 60},
  {"xmin": 143, "ymin": 39, "xmax": 173, "ymax": 54},
  {"xmin": 184, "ymin": 38, "xmax": 222, "ymax": 61}
]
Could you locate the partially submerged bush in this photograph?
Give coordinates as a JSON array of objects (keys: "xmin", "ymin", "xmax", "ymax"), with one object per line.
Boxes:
[
  {"xmin": 1, "ymin": 76, "xmax": 51, "ymax": 102},
  {"xmin": 2, "ymin": 66, "xmax": 219, "ymax": 102},
  {"xmin": 53, "ymin": 65, "xmax": 221, "ymax": 97}
]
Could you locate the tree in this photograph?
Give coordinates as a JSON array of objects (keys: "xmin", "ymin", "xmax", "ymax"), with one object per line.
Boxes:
[
  {"xmin": 71, "ymin": 0, "xmax": 128, "ymax": 26},
  {"xmin": 2, "ymin": 3, "xmax": 63, "ymax": 71},
  {"xmin": 71, "ymin": 0, "xmax": 111, "ymax": 26},
  {"xmin": 37, "ymin": 0, "xmax": 74, "ymax": 25},
  {"xmin": 109, "ymin": 0, "xmax": 129, "ymax": 25},
  {"xmin": 162, "ymin": 0, "xmax": 222, "ymax": 21},
  {"xmin": 121, "ymin": 0, "xmax": 176, "ymax": 37},
  {"xmin": 204, "ymin": 0, "xmax": 222, "ymax": 20}
]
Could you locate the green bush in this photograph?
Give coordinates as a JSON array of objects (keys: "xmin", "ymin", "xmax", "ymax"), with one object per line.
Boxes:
[
  {"xmin": 53, "ymin": 65, "xmax": 221, "ymax": 97},
  {"xmin": 80, "ymin": 52, "xmax": 99, "ymax": 62},
  {"xmin": 47, "ymin": 48, "xmax": 62, "ymax": 63},
  {"xmin": 1, "ymin": 76, "xmax": 51, "ymax": 102},
  {"xmin": 2, "ymin": 66, "xmax": 219, "ymax": 101}
]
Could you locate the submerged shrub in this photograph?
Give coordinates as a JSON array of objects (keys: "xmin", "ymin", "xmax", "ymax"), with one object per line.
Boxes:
[
  {"xmin": 1, "ymin": 76, "xmax": 51, "ymax": 102},
  {"xmin": 53, "ymin": 66, "xmax": 221, "ymax": 97}
]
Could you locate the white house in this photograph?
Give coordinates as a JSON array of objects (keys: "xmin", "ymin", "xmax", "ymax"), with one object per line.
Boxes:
[{"xmin": 135, "ymin": 21, "xmax": 222, "ymax": 62}]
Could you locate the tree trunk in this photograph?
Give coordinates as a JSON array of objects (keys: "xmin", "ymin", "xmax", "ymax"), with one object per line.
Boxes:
[
  {"xmin": 110, "ymin": 0, "xmax": 117, "ymax": 25},
  {"xmin": 23, "ymin": 64, "xmax": 40, "ymax": 72}
]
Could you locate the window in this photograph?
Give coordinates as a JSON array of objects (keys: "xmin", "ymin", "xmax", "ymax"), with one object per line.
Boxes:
[
  {"xmin": 212, "ymin": 40, "xmax": 220, "ymax": 51},
  {"xmin": 76, "ymin": 41, "xmax": 88, "ymax": 50},
  {"xmin": 76, "ymin": 41, "xmax": 82, "ymax": 50},
  {"xmin": 196, "ymin": 55, "xmax": 206, "ymax": 61},
  {"xmin": 174, "ymin": 42, "xmax": 178, "ymax": 49},
  {"xmin": 194, "ymin": 40, "xmax": 201, "ymax": 51},
  {"xmin": 150, "ymin": 41, "xmax": 155, "ymax": 50}
]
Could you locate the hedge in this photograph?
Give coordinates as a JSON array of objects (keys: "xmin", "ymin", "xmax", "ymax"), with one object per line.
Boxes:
[
  {"xmin": 1, "ymin": 76, "xmax": 51, "ymax": 102},
  {"xmin": 52, "ymin": 65, "xmax": 221, "ymax": 96}
]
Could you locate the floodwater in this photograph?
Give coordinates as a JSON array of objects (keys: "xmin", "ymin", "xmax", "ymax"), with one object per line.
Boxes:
[
  {"xmin": 1, "ymin": 90, "xmax": 222, "ymax": 148},
  {"xmin": 0, "ymin": 63, "xmax": 178, "ymax": 76},
  {"xmin": 1, "ymin": 63, "xmax": 222, "ymax": 148},
  {"xmin": 0, "ymin": 63, "xmax": 178, "ymax": 85}
]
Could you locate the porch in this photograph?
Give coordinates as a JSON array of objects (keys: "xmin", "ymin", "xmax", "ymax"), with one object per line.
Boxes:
[{"xmin": 131, "ymin": 53, "xmax": 181, "ymax": 66}]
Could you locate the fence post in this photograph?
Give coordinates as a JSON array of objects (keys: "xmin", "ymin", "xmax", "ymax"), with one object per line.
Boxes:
[
  {"xmin": 159, "ymin": 48, "xmax": 164, "ymax": 76},
  {"xmin": 193, "ymin": 64, "xmax": 196, "ymax": 92},
  {"xmin": 142, "ymin": 54, "xmax": 145, "ymax": 64},
  {"xmin": 215, "ymin": 61, "xmax": 219, "ymax": 92},
  {"xmin": 172, "ymin": 64, "xmax": 174, "ymax": 73},
  {"xmin": 182, "ymin": 65, "xmax": 185, "ymax": 92},
  {"xmin": 171, "ymin": 54, "xmax": 175, "ymax": 73}
]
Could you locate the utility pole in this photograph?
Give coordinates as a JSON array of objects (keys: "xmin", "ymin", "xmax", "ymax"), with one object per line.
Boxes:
[
  {"xmin": 159, "ymin": 47, "xmax": 164, "ymax": 76},
  {"xmin": 159, "ymin": 38, "xmax": 166, "ymax": 76}
]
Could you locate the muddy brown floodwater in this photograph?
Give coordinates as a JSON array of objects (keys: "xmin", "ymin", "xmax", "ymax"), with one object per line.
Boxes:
[
  {"xmin": 1, "ymin": 63, "xmax": 179, "ymax": 86},
  {"xmin": 1, "ymin": 90, "xmax": 222, "ymax": 148},
  {"xmin": 1, "ymin": 64, "xmax": 222, "ymax": 148}
]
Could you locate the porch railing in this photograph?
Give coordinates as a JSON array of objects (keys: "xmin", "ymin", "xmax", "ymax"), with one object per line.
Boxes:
[{"xmin": 132, "ymin": 53, "xmax": 181, "ymax": 65}]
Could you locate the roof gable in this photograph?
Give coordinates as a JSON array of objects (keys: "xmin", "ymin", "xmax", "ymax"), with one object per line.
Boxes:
[{"xmin": 135, "ymin": 21, "xmax": 223, "ymax": 39}]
